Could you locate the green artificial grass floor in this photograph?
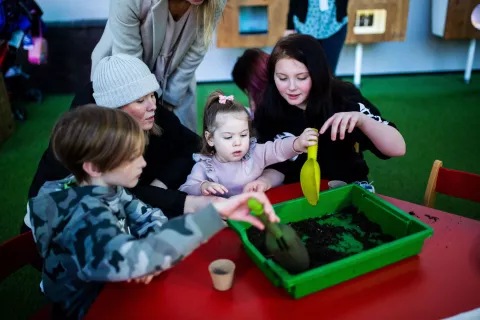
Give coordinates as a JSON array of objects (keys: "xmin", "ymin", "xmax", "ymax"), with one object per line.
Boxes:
[{"xmin": 0, "ymin": 73, "xmax": 479, "ymax": 318}]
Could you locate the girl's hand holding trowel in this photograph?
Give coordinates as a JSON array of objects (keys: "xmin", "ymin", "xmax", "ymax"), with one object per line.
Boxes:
[{"xmin": 293, "ymin": 128, "xmax": 319, "ymax": 153}]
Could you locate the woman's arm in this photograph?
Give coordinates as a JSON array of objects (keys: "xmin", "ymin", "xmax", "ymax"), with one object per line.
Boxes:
[
  {"xmin": 331, "ymin": 85, "xmax": 406, "ymax": 158},
  {"xmin": 162, "ymin": 37, "xmax": 206, "ymax": 108},
  {"xmin": 108, "ymin": 0, "xmax": 144, "ymax": 59},
  {"xmin": 357, "ymin": 114, "xmax": 406, "ymax": 157},
  {"xmin": 319, "ymin": 106, "xmax": 406, "ymax": 158},
  {"xmin": 353, "ymin": 98, "xmax": 406, "ymax": 157},
  {"xmin": 162, "ymin": 1, "xmax": 227, "ymax": 107}
]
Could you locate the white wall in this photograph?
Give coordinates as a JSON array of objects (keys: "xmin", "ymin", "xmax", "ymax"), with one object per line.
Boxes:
[
  {"xmin": 37, "ymin": 0, "xmax": 110, "ymax": 22},
  {"xmin": 37, "ymin": 0, "xmax": 480, "ymax": 81}
]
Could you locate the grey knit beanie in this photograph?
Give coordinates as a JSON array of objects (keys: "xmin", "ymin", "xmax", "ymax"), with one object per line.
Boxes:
[{"xmin": 92, "ymin": 54, "xmax": 160, "ymax": 108}]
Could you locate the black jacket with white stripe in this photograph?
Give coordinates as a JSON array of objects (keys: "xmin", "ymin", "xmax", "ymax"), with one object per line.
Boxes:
[{"xmin": 254, "ymin": 82, "xmax": 397, "ymax": 184}]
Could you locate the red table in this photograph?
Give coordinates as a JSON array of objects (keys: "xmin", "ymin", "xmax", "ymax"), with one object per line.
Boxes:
[{"xmin": 87, "ymin": 183, "xmax": 480, "ymax": 320}]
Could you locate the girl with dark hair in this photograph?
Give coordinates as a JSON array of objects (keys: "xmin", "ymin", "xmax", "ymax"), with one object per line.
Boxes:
[{"xmin": 254, "ymin": 34, "xmax": 405, "ymax": 185}]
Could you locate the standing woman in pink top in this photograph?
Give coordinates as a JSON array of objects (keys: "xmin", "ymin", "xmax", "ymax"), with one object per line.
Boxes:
[
  {"xmin": 91, "ymin": 0, "xmax": 227, "ymax": 132},
  {"xmin": 179, "ymin": 90, "xmax": 318, "ymax": 197}
]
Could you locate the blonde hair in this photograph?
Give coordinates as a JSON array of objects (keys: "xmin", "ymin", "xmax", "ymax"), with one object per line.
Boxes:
[
  {"xmin": 52, "ymin": 105, "xmax": 145, "ymax": 184},
  {"xmin": 150, "ymin": 122, "xmax": 162, "ymax": 137},
  {"xmin": 197, "ymin": 0, "xmax": 223, "ymax": 47}
]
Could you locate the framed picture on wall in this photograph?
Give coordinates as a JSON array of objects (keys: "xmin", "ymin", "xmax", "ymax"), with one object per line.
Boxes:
[
  {"xmin": 216, "ymin": 0, "xmax": 288, "ymax": 48},
  {"xmin": 239, "ymin": 5, "xmax": 269, "ymax": 35},
  {"xmin": 353, "ymin": 9, "xmax": 387, "ymax": 35}
]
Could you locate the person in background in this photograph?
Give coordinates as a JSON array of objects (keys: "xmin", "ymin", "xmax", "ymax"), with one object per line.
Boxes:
[
  {"xmin": 284, "ymin": 0, "xmax": 349, "ymax": 74},
  {"xmin": 28, "ymin": 105, "xmax": 279, "ymax": 319},
  {"xmin": 91, "ymin": 0, "xmax": 228, "ymax": 132},
  {"xmin": 231, "ymin": 48, "xmax": 269, "ymax": 116}
]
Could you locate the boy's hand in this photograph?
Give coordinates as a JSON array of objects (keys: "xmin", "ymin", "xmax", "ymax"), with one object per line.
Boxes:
[
  {"xmin": 320, "ymin": 112, "xmax": 366, "ymax": 141},
  {"xmin": 243, "ymin": 179, "xmax": 270, "ymax": 193},
  {"xmin": 200, "ymin": 181, "xmax": 228, "ymax": 195},
  {"xmin": 213, "ymin": 192, "xmax": 280, "ymax": 230},
  {"xmin": 293, "ymin": 128, "xmax": 319, "ymax": 152}
]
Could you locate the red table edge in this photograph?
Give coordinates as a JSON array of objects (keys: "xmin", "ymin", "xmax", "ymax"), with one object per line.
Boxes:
[{"xmin": 87, "ymin": 182, "xmax": 480, "ymax": 319}]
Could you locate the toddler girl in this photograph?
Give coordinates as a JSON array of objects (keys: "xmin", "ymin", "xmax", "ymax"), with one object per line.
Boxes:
[{"xmin": 179, "ymin": 90, "xmax": 317, "ymax": 197}]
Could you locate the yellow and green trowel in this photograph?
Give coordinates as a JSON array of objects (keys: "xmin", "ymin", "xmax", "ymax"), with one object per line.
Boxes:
[
  {"xmin": 248, "ymin": 198, "xmax": 310, "ymax": 273},
  {"xmin": 300, "ymin": 130, "xmax": 320, "ymax": 205}
]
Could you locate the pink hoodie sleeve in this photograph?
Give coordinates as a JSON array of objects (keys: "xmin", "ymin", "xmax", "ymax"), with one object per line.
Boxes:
[
  {"xmin": 253, "ymin": 136, "xmax": 301, "ymax": 168},
  {"xmin": 178, "ymin": 162, "xmax": 208, "ymax": 196}
]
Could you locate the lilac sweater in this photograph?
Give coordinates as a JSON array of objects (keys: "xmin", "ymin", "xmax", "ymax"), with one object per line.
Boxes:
[{"xmin": 179, "ymin": 137, "xmax": 300, "ymax": 197}]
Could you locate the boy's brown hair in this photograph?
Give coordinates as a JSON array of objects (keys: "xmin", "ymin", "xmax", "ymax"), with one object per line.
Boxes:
[
  {"xmin": 200, "ymin": 90, "xmax": 254, "ymax": 155},
  {"xmin": 51, "ymin": 104, "xmax": 145, "ymax": 184}
]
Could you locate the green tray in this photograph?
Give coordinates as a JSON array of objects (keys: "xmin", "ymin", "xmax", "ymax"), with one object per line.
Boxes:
[{"xmin": 228, "ymin": 185, "xmax": 433, "ymax": 299}]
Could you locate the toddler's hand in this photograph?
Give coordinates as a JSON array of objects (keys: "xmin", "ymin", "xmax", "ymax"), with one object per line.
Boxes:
[
  {"xmin": 200, "ymin": 181, "xmax": 228, "ymax": 195},
  {"xmin": 293, "ymin": 128, "xmax": 319, "ymax": 153},
  {"xmin": 243, "ymin": 180, "xmax": 270, "ymax": 193}
]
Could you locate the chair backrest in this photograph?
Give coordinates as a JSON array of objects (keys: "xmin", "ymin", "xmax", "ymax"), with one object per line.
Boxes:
[
  {"xmin": 424, "ymin": 160, "xmax": 480, "ymax": 208},
  {"xmin": 0, "ymin": 231, "xmax": 41, "ymax": 282}
]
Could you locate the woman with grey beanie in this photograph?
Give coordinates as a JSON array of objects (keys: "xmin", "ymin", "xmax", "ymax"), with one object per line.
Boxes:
[
  {"xmin": 91, "ymin": 0, "xmax": 227, "ymax": 132},
  {"xmin": 25, "ymin": 54, "xmax": 220, "ymax": 234}
]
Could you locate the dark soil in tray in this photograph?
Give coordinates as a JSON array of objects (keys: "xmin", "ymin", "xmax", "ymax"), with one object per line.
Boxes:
[{"xmin": 246, "ymin": 205, "xmax": 396, "ymax": 274}]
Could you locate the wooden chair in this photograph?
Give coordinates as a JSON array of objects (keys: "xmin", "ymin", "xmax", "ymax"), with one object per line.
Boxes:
[
  {"xmin": 424, "ymin": 160, "xmax": 480, "ymax": 208},
  {"xmin": 0, "ymin": 231, "xmax": 50, "ymax": 319}
]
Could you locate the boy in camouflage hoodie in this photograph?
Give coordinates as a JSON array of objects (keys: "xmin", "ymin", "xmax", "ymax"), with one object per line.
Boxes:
[{"xmin": 28, "ymin": 105, "xmax": 279, "ymax": 319}]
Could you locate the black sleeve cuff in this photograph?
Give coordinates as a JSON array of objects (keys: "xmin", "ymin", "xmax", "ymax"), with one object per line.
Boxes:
[{"xmin": 129, "ymin": 185, "xmax": 187, "ymax": 219}]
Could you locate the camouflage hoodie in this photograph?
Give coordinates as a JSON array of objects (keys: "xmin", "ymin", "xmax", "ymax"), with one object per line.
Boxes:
[{"xmin": 28, "ymin": 176, "xmax": 226, "ymax": 319}]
